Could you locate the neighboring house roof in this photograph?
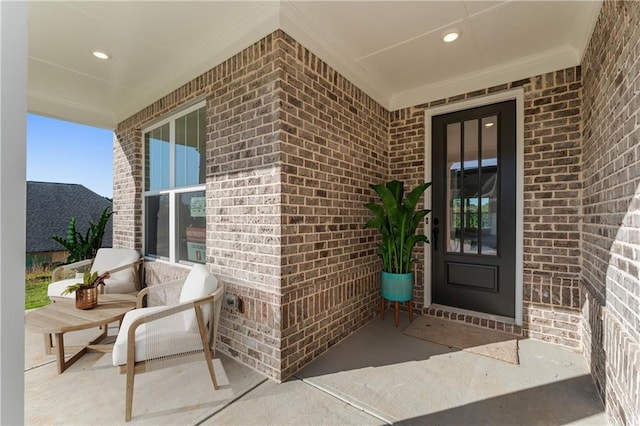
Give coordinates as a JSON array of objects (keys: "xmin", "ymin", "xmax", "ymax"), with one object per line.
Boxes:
[{"xmin": 26, "ymin": 181, "xmax": 113, "ymax": 253}]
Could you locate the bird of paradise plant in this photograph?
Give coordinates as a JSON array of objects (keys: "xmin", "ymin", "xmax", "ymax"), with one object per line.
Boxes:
[{"xmin": 364, "ymin": 180, "xmax": 431, "ymax": 274}]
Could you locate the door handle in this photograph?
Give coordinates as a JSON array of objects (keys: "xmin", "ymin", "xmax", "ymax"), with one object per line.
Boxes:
[{"xmin": 432, "ymin": 218, "xmax": 439, "ymax": 252}]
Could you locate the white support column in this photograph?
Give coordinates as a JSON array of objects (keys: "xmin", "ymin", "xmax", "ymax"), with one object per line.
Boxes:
[{"xmin": 0, "ymin": 2, "xmax": 27, "ymax": 424}]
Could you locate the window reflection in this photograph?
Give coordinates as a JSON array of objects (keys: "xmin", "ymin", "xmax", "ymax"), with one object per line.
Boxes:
[
  {"xmin": 145, "ymin": 124, "xmax": 170, "ymax": 192},
  {"xmin": 177, "ymin": 191, "xmax": 206, "ymax": 264},
  {"xmin": 480, "ymin": 116, "xmax": 498, "ymax": 255},
  {"xmin": 446, "ymin": 123, "xmax": 462, "ymax": 253},
  {"xmin": 145, "ymin": 194, "xmax": 169, "ymax": 258},
  {"xmin": 463, "ymin": 120, "xmax": 479, "ymax": 254},
  {"xmin": 446, "ymin": 115, "xmax": 499, "ymax": 256},
  {"xmin": 175, "ymin": 108, "xmax": 206, "ymax": 188}
]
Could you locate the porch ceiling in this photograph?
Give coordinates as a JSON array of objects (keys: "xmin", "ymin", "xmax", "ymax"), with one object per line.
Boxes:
[{"xmin": 28, "ymin": 1, "xmax": 601, "ymax": 130}]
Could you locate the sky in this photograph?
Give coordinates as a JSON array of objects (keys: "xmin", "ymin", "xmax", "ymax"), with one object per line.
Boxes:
[{"xmin": 27, "ymin": 114, "xmax": 114, "ymax": 198}]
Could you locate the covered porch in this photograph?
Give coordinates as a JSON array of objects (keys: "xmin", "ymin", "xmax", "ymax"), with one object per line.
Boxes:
[
  {"xmin": 2, "ymin": 0, "xmax": 639, "ymax": 423},
  {"xmin": 25, "ymin": 314, "xmax": 605, "ymax": 424}
]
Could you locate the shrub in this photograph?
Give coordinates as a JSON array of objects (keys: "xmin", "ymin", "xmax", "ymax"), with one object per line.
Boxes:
[{"xmin": 52, "ymin": 207, "xmax": 113, "ymax": 263}]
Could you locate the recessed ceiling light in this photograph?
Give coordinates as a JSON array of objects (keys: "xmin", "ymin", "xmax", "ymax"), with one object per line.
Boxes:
[
  {"xmin": 442, "ymin": 30, "xmax": 461, "ymax": 43},
  {"xmin": 484, "ymin": 122, "xmax": 495, "ymax": 128},
  {"xmin": 92, "ymin": 50, "xmax": 111, "ymax": 60}
]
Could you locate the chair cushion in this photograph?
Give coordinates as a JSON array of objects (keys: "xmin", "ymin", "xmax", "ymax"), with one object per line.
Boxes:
[
  {"xmin": 47, "ymin": 248, "xmax": 140, "ymax": 298},
  {"xmin": 103, "ymin": 278, "xmax": 138, "ymax": 295},
  {"xmin": 47, "ymin": 277, "xmax": 136, "ymax": 298},
  {"xmin": 91, "ymin": 248, "xmax": 140, "ymax": 284},
  {"xmin": 47, "ymin": 278, "xmax": 78, "ymax": 298},
  {"xmin": 179, "ymin": 264, "xmax": 217, "ymax": 303},
  {"xmin": 179, "ymin": 265, "xmax": 218, "ymax": 331},
  {"xmin": 112, "ymin": 307, "xmax": 204, "ymax": 366}
]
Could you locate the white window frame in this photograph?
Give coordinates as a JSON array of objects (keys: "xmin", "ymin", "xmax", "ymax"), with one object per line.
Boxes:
[{"xmin": 142, "ymin": 101, "xmax": 206, "ymax": 264}]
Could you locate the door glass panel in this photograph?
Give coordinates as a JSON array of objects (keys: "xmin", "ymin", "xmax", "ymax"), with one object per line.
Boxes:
[
  {"xmin": 480, "ymin": 116, "xmax": 498, "ymax": 255},
  {"xmin": 463, "ymin": 120, "xmax": 479, "ymax": 254},
  {"xmin": 446, "ymin": 123, "xmax": 462, "ymax": 253}
]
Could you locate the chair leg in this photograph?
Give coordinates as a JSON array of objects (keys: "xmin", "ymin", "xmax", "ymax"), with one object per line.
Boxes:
[
  {"xmin": 194, "ymin": 304, "xmax": 218, "ymax": 390},
  {"xmin": 125, "ymin": 363, "xmax": 135, "ymax": 422},
  {"xmin": 203, "ymin": 347, "xmax": 218, "ymax": 390},
  {"xmin": 394, "ymin": 301, "xmax": 399, "ymax": 327}
]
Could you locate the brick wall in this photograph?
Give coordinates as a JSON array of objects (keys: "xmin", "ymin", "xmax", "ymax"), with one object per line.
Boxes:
[
  {"xmin": 522, "ymin": 68, "xmax": 583, "ymax": 347},
  {"xmin": 113, "ymin": 129, "xmax": 142, "ymax": 249},
  {"xmin": 205, "ymin": 34, "xmax": 283, "ymax": 379},
  {"xmin": 389, "ymin": 108, "xmax": 428, "ymax": 310},
  {"xmin": 115, "ymin": 33, "xmax": 286, "ymax": 380},
  {"xmin": 389, "ymin": 67, "xmax": 583, "ymax": 347},
  {"xmin": 114, "ymin": 31, "xmax": 389, "ymax": 381},
  {"xmin": 112, "ymin": 10, "xmax": 640, "ymax": 408},
  {"xmin": 581, "ymin": 1, "xmax": 640, "ymax": 423},
  {"xmin": 276, "ymin": 32, "xmax": 388, "ymax": 378}
]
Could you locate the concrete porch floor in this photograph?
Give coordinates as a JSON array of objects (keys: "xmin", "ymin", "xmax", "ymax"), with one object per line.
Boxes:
[{"xmin": 25, "ymin": 313, "xmax": 607, "ymax": 425}]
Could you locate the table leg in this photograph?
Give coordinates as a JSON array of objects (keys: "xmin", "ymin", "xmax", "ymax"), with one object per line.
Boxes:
[
  {"xmin": 54, "ymin": 333, "xmax": 65, "ymax": 374},
  {"xmin": 91, "ymin": 324, "xmax": 108, "ymax": 344},
  {"xmin": 381, "ymin": 297, "xmax": 386, "ymax": 320},
  {"xmin": 409, "ymin": 299, "xmax": 413, "ymax": 323},
  {"xmin": 43, "ymin": 333, "xmax": 53, "ymax": 355},
  {"xmin": 53, "ymin": 333, "xmax": 89, "ymax": 374}
]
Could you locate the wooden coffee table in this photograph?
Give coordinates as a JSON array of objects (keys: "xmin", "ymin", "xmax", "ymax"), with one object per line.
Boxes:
[{"xmin": 25, "ymin": 293, "xmax": 137, "ymax": 373}]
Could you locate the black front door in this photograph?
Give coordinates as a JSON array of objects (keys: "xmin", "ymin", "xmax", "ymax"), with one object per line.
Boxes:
[{"xmin": 431, "ymin": 100, "xmax": 516, "ymax": 318}]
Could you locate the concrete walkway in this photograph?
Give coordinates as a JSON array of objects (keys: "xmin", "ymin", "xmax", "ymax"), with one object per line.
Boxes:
[{"xmin": 25, "ymin": 313, "xmax": 607, "ymax": 425}]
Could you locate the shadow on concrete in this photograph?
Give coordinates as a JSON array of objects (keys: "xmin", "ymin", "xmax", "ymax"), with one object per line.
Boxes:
[
  {"xmin": 297, "ymin": 315, "xmax": 456, "ymax": 377},
  {"xmin": 395, "ymin": 375, "xmax": 604, "ymax": 426}
]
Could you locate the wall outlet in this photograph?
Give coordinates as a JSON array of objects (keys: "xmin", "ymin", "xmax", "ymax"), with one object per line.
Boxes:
[{"xmin": 225, "ymin": 293, "xmax": 244, "ymax": 313}]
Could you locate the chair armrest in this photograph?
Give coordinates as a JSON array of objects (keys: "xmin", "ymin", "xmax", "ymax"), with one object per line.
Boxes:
[
  {"xmin": 126, "ymin": 294, "xmax": 216, "ymax": 350},
  {"xmin": 51, "ymin": 259, "xmax": 93, "ymax": 282},
  {"xmin": 124, "ymin": 290, "xmax": 222, "ymax": 367},
  {"xmin": 133, "ymin": 294, "xmax": 215, "ymax": 324},
  {"xmin": 136, "ymin": 278, "xmax": 184, "ymax": 308}
]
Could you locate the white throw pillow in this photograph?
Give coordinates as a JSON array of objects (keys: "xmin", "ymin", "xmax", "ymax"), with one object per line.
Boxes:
[{"xmin": 179, "ymin": 264, "xmax": 218, "ymax": 331}]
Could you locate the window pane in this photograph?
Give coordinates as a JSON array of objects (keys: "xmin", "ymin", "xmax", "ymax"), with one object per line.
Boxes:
[
  {"xmin": 176, "ymin": 190, "xmax": 206, "ymax": 264},
  {"xmin": 144, "ymin": 123, "xmax": 170, "ymax": 191},
  {"xmin": 145, "ymin": 194, "xmax": 170, "ymax": 258},
  {"xmin": 175, "ymin": 107, "xmax": 206, "ymax": 188},
  {"xmin": 446, "ymin": 122, "xmax": 462, "ymax": 253},
  {"xmin": 480, "ymin": 116, "xmax": 498, "ymax": 255},
  {"xmin": 462, "ymin": 119, "xmax": 479, "ymax": 254}
]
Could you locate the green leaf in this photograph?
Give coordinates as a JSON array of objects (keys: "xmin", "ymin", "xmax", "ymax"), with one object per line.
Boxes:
[
  {"xmin": 51, "ymin": 207, "xmax": 113, "ymax": 264},
  {"xmin": 404, "ymin": 182, "xmax": 431, "ymax": 211},
  {"xmin": 364, "ymin": 180, "xmax": 432, "ymax": 274}
]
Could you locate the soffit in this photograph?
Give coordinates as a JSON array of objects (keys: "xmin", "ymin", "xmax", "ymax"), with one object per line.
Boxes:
[{"xmin": 27, "ymin": 1, "xmax": 601, "ymax": 129}]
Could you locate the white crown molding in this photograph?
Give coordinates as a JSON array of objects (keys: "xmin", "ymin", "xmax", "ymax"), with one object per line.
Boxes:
[
  {"xmin": 279, "ymin": 0, "xmax": 392, "ymax": 109},
  {"xmin": 390, "ymin": 44, "xmax": 580, "ymax": 111}
]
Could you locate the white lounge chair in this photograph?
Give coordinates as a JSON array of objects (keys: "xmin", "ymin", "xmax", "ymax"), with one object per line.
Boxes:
[
  {"xmin": 111, "ymin": 264, "xmax": 225, "ymax": 422},
  {"xmin": 47, "ymin": 248, "xmax": 142, "ymax": 300}
]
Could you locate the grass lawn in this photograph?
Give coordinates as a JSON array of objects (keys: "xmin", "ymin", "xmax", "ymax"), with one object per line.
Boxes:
[{"xmin": 25, "ymin": 267, "xmax": 51, "ymax": 310}]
